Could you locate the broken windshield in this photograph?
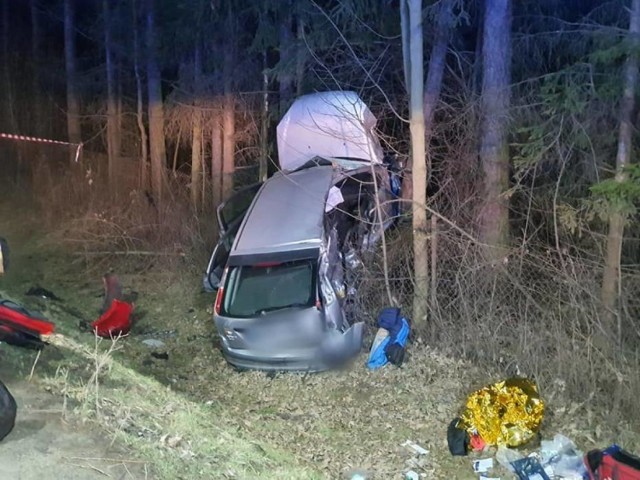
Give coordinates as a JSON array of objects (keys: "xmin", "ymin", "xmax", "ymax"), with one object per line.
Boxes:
[{"xmin": 221, "ymin": 260, "xmax": 317, "ymax": 318}]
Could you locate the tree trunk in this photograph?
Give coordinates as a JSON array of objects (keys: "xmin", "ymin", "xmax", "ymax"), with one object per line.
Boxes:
[
  {"xmin": 211, "ymin": 106, "xmax": 223, "ymax": 208},
  {"xmin": 145, "ymin": 0, "xmax": 167, "ymax": 202},
  {"xmin": 222, "ymin": 94, "xmax": 235, "ymax": 201},
  {"xmin": 403, "ymin": 0, "xmax": 429, "ymax": 327},
  {"xmin": 295, "ymin": 16, "xmax": 306, "ymax": 96},
  {"xmin": 260, "ymin": 50, "xmax": 269, "ymax": 182},
  {"xmin": 478, "ymin": 0, "xmax": 512, "ymax": 260},
  {"xmin": 191, "ymin": 45, "xmax": 203, "ymax": 209},
  {"xmin": 600, "ymin": 0, "xmax": 640, "ymax": 336},
  {"xmin": 278, "ymin": 2, "xmax": 294, "ymax": 116},
  {"xmin": 104, "ymin": 0, "xmax": 119, "ymax": 190},
  {"xmin": 221, "ymin": 13, "xmax": 236, "ymax": 201},
  {"xmin": 132, "ymin": 0, "xmax": 148, "ymax": 191},
  {"xmin": 64, "ymin": 0, "xmax": 81, "ymax": 161},
  {"xmin": 401, "ymin": 0, "xmax": 453, "ymax": 209},
  {"xmin": 30, "ymin": 0, "xmax": 43, "ymax": 137}
]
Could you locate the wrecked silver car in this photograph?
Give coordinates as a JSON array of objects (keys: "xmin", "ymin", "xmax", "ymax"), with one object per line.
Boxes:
[{"xmin": 203, "ymin": 91, "xmax": 401, "ymax": 371}]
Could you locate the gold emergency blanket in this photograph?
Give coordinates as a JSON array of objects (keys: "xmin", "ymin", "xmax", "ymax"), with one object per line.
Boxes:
[{"xmin": 458, "ymin": 378, "xmax": 544, "ymax": 447}]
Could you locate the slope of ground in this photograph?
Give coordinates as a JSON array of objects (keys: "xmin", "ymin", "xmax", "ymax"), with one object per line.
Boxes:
[{"xmin": 1, "ymin": 191, "xmax": 638, "ymax": 479}]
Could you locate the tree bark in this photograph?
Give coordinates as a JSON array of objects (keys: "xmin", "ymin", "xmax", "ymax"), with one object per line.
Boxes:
[
  {"xmin": 260, "ymin": 50, "xmax": 269, "ymax": 182},
  {"xmin": 295, "ymin": 16, "xmax": 306, "ymax": 96},
  {"xmin": 478, "ymin": 0, "xmax": 512, "ymax": 260},
  {"xmin": 211, "ymin": 106, "xmax": 223, "ymax": 208},
  {"xmin": 221, "ymin": 13, "xmax": 236, "ymax": 201},
  {"xmin": 278, "ymin": 1, "xmax": 294, "ymax": 116},
  {"xmin": 222, "ymin": 94, "xmax": 235, "ymax": 201},
  {"xmin": 403, "ymin": 0, "xmax": 429, "ymax": 327},
  {"xmin": 30, "ymin": 0, "xmax": 43, "ymax": 136},
  {"xmin": 191, "ymin": 45, "xmax": 203, "ymax": 209},
  {"xmin": 104, "ymin": 0, "xmax": 119, "ymax": 190},
  {"xmin": 401, "ymin": 0, "xmax": 453, "ymax": 209},
  {"xmin": 132, "ymin": 0, "xmax": 148, "ymax": 191},
  {"xmin": 600, "ymin": 0, "xmax": 640, "ymax": 336},
  {"xmin": 145, "ymin": 0, "xmax": 167, "ymax": 202},
  {"xmin": 64, "ymin": 0, "xmax": 81, "ymax": 161}
]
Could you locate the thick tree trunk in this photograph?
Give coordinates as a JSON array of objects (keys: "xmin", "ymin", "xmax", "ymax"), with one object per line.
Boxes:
[
  {"xmin": 221, "ymin": 13, "xmax": 236, "ymax": 201},
  {"xmin": 211, "ymin": 107, "xmax": 223, "ymax": 208},
  {"xmin": 601, "ymin": 0, "xmax": 640, "ymax": 336},
  {"xmin": 403, "ymin": 0, "xmax": 429, "ymax": 327},
  {"xmin": 279, "ymin": 2, "xmax": 294, "ymax": 116},
  {"xmin": 478, "ymin": 0, "xmax": 512, "ymax": 260},
  {"xmin": 104, "ymin": 0, "xmax": 119, "ymax": 190},
  {"xmin": 145, "ymin": 0, "xmax": 167, "ymax": 202},
  {"xmin": 64, "ymin": 0, "xmax": 81, "ymax": 161},
  {"xmin": 132, "ymin": 0, "xmax": 148, "ymax": 190},
  {"xmin": 401, "ymin": 0, "xmax": 453, "ymax": 209},
  {"xmin": 191, "ymin": 45, "xmax": 203, "ymax": 209}
]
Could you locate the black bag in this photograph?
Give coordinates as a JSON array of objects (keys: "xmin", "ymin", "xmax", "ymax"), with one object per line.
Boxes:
[{"xmin": 0, "ymin": 380, "xmax": 17, "ymax": 441}]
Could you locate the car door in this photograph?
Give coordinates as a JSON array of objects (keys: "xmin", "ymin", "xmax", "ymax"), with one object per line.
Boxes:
[
  {"xmin": 204, "ymin": 183, "xmax": 263, "ymax": 292},
  {"xmin": 216, "ymin": 182, "xmax": 262, "ymax": 236}
]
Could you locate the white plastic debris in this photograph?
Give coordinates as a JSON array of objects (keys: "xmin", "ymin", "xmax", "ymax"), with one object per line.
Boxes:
[
  {"xmin": 473, "ymin": 457, "xmax": 494, "ymax": 473},
  {"xmin": 142, "ymin": 339, "xmax": 165, "ymax": 348},
  {"xmin": 405, "ymin": 470, "xmax": 419, "ymax": 480},
  {"xmin": 402, "ymin": 440, "xmax": 429, "ymax": 455}
]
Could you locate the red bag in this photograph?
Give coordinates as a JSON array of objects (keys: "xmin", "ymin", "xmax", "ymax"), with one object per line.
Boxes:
[{"xmin": 586, "ymin": 446, "xmax": 640, "ymax": 480}]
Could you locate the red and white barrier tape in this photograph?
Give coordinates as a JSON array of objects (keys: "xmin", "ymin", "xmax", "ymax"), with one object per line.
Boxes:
[{"xmin": 0, "ymin": 132, "xmax": 83, "ymax": 162}]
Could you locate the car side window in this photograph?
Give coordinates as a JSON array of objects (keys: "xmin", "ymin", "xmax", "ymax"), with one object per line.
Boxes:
[{"xmin": 217, "ymin": 182, "xmax": 262, "ymax": 234}]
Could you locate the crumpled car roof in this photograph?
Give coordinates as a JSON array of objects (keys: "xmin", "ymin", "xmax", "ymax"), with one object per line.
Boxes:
[{"xmin": 276, "ymin": 91, "xmax": 384, "ymax": 172}]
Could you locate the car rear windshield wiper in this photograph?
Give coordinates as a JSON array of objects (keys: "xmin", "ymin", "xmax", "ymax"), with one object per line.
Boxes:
[{"xmin": 257, "ymin": 303, "xmax": 310, "ymax": 315}]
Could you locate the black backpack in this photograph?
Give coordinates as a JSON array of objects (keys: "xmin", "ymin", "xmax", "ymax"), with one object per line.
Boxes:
[{"xmin": 0, "ymin": 380, "xmax": 17, "ymax": 441}]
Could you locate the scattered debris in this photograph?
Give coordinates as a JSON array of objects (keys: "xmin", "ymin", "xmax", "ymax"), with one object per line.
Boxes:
[
  {"xmin": 91, "ymin": 299, "xmax": 133, "ymax": 338},
  {"xmin": 404, "ymin": 470, "xmax": 419, "ymax": 480},
  {"xmin": 0, "ymin": 299, "xmax": 54, "ymax": 350},
  {"xmin": 402, "ymin": 440, "xmax": 429, "ymax": 456},
  {"xmin": 26, "ymin": 286, "xmax": 63, "ymax": 301},
  {"xmin": 142, "ymin": 339, "xmax": 166, "ymax": 349},
  {"xmin": 151, "ymin": 352, "xmax": 169, "ymax": 361},
  {"xmin": 473, "ymin": 458, "xmax": 494, "ymax": 474}
]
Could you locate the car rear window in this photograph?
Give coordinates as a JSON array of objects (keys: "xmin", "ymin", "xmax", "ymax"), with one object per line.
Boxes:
[{"xmin": 222, "ymin": 259, "xmax": 317, "ymax": 318}]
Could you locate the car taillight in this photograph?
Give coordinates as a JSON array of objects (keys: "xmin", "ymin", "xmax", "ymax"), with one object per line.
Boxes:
[{"xmin": 214, "ymin": 287, "xmax": 224, "ymax": 315}]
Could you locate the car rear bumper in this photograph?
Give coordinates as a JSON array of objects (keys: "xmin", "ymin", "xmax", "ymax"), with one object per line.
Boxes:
[{"xmin": 218, "ymin": 322, "xmax": 364, "ymax": 372}]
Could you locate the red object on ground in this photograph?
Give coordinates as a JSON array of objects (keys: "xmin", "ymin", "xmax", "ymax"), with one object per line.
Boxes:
[
  {"xmin": 91, "ymin": 299, "xmax": 133, "ymax": 338},
  {"xmin": 0, "ymin": 301, "xmax": 54, "ymax": 336},
  {"xmin": 470, "ymin": 433, "xmax": 486, "ymax": 452}
]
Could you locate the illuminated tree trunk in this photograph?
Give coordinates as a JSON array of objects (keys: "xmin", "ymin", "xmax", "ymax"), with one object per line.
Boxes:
[
  {"xmin": 402, "ymin": 0, "xmax": 429, "ymax": 326},
  {"xmin": 601, "ymin": 0, "xmax": 640, "ymax": 334},
  {"xmin": 221, "ymin": 13, "xmax": 236, "ymax": 201},
  {"xmin": 211, "ymin": 107, "xmax": 223, "ymax": 207},
  {"xmin": 191, "ymin": 45, "xmax": 203, "ymax": 209},
  {"xmin": 145, "ymin": 0, "xmax": 167, "ymax": 202}
]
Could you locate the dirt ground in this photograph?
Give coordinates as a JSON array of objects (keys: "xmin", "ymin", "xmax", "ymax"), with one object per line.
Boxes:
[
  {"xmin": 1, "ymin": 190, "xmax": 639, "ymax": 479},
  {"xmin": 0, "ymin": 372, "xmax": 150, "ymax": 480}
]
